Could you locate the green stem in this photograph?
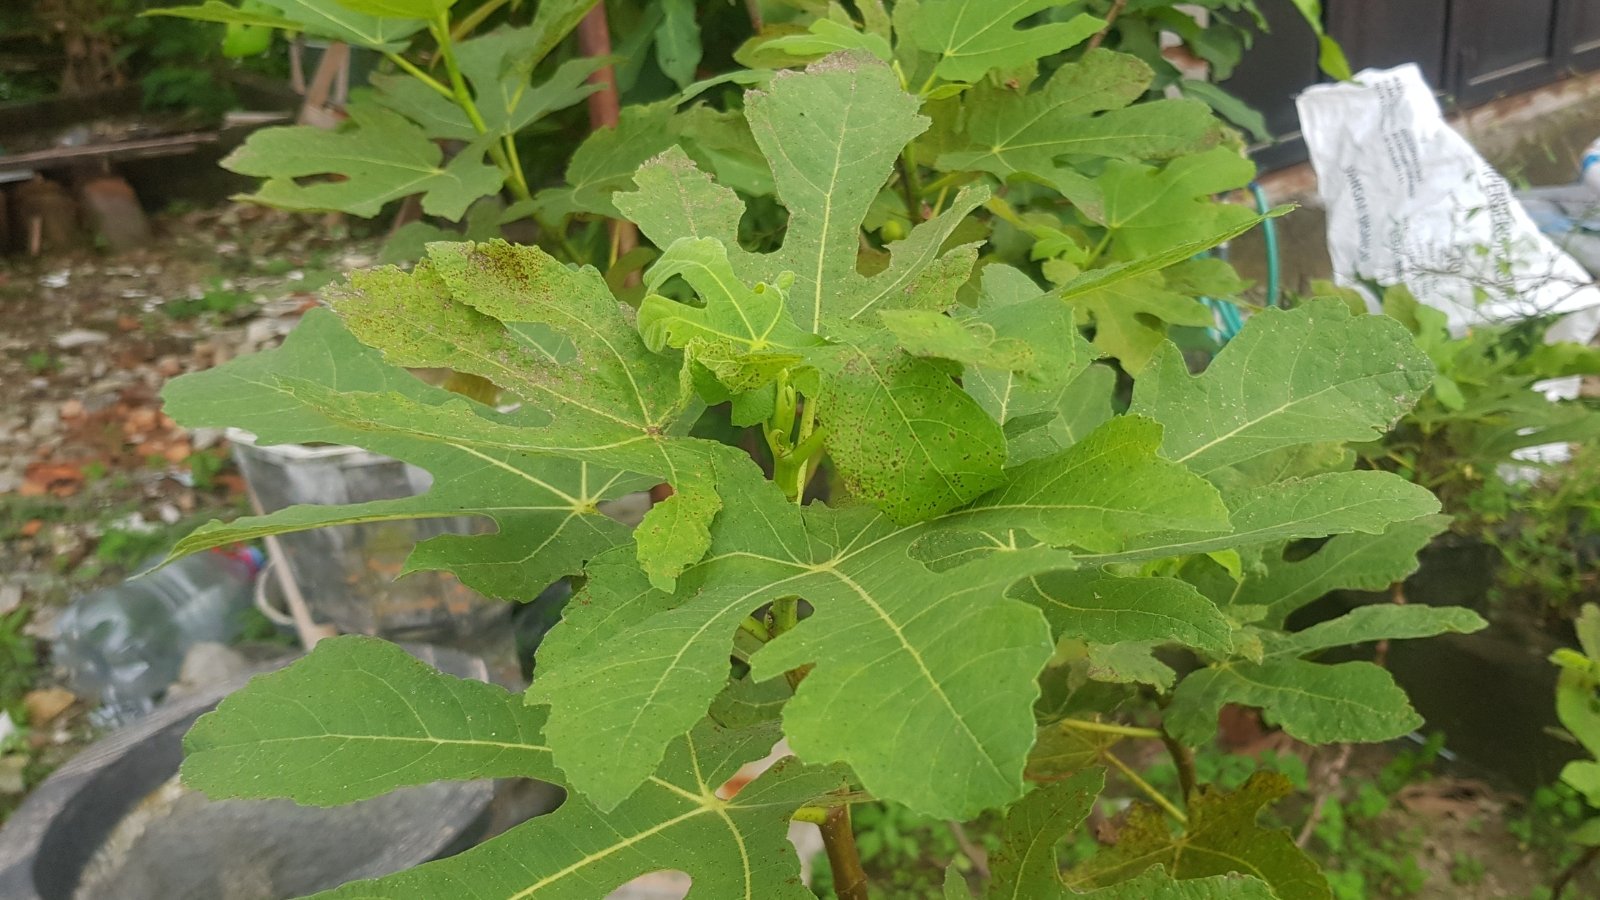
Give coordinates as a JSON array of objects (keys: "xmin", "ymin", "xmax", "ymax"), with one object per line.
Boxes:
[
  {"xmin": 739, "ymin": 615, "xmax": 772, "ymax": 642},
  {"xmin": 385, "ymin": 51, "xmax": 453, "ymax": 100},
  {"xmin": 1058, "ymin": 717, "xmax": 1164, "ymax": 740},
  {"xmin": 450, "ymin": 0, "xmax": 510, "ymax": 40},
  {"xmin": 1161, "ymin": 729, "xmax": 1198, "ymax": 804},
  {"xmin": 770, "ymin": 596, "xmax": 800, "ymax": 636},
  {"xmin": 1552, "ymin": 844, "xmax": 1600, "ymax": 899},
  {"xmin": 791, "ymin": 805, "xmax": 829, "ymax": 825},
  {"xmin": 503, "ymin": 133, "xmax": 528, "ymax": 198},
  {"xmin": 1103, "ymin": 749, "xmax": 1187, "ymax": 824},
  {"xmin": 1087, "ymin": 229, "xmax": 1114, "ymax": 266},
  {"xmin": 765, "ymin": 369, "xmax": 796, "ymax": 457},
  {"xmin": 797, "ymin": 393, "xmax": 818, "ymax": 444},
  {"xmin": 898, "ymin": 145, "xmax": 926, "ymax": 220},
  {"xmin": 431, "ymin": 16, "xmax": 532, "ymax": 203}
]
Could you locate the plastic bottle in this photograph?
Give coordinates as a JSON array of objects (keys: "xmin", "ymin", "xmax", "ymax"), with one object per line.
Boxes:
[
  {"xmin": 1580, "ymin": 136, "xmax": 1600, "ymax": 195},
  {"xmin": 53, "ymin": 546, "xmax": 263, "ymax": 726}
]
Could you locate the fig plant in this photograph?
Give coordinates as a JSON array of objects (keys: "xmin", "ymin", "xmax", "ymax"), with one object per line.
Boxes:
[
  {"xmin": 159, "ymin": 49, "xmax": 1486, "ymax": 898},
  {"xmin": 153, "ymin": 0, "xmax": 1285, "ymax": 372}
]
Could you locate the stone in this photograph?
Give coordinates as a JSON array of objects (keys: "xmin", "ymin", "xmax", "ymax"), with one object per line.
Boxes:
[
  {"xmin": 53, "ymin": 329, "xmax": 109, "ymax": 350},
  {"xmin": 77, "ymin": 176, "xmax": 152, "ymax": 252},
  {"xmin": 29, "ymin": 407, "xmax": 60, "ymax": 438},
  {"xmin": 24, "ymin": 687, "xmax": 76, "ymax": 727}
]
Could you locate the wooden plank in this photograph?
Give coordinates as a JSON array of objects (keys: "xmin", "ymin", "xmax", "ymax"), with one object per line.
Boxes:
[{"xmin": 0, "ymin": 132, "xmax": 219, "ymax": 173}]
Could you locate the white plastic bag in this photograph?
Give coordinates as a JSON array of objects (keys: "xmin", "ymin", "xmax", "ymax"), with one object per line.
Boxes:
[
  {"xmin": 1297, "ymin": 63, "xmax": 1600, "ymax": 334},
  {"xmin": 1299, "ymin": 64, "xmax": 1600, "ymax": 467}
]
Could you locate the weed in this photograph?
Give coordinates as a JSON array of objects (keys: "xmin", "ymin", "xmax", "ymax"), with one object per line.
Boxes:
[
  {"xmin": 811, "ymin": 801, "xmax": 1001, "ymax": 899},
  {"xmin": 94, "ymin": 525, "xmax": 173, "ymax": 572},
  {"xmin": 162, "ymin": 279, "xmax": 252, "ymax": 320},
  {"xmin": 1449, "ymin": 851, "xmax": 1486, "ymax": 886},
  {"xmin": 256, "ymin": 257, "xmax": 296, "ymax": 277},
  {"xmin": 0, "ymin": 496, "xmax": 68, "ymax": 539},
  {"xmin": 23, "ymin": 352, "xmax": 58, "ymax": 375},
  {"xmin": 0, "ymin": 608, "xmax": 37, "ymax": 716},
  {"xmin": 187, "ymin": 447, "xmax": 229, "ymax": 490}
]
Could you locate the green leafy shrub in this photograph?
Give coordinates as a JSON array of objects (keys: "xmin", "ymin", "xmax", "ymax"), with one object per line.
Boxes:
[
  {"xmin": 1547, "ymin": 606, "xmax": 1600, "ymax": 895},
  {"xmin": 152, "ymin": 36, "xmax": 1488, "ymax": 895},
  {"xmin": 1353, "ymin": 283, "xmax": 1600, "ymax": 619}
]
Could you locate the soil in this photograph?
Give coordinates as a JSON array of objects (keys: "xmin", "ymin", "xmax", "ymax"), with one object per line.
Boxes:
[{"xmin": 0, "ymin": 201, "xmax": 380, "ymax": 822}]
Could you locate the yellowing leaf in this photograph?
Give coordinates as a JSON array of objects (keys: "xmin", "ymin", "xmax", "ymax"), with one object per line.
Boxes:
[
  {"xmin": 987, "ymin": 768, "xmax": 1279, "ymax": 899},
  {"xmin": 161, "ymin": 309, "xmax": 642, "ymax": 598},
  {"xmin": 1069, "ymin": 773, "xmax": 1328, "ymax": 900}
]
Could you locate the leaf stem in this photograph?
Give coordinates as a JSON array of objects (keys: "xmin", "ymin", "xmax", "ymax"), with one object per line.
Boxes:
[
  {"xmin": 1103, "ymin": 749, "xmax": 1187, "ymax": 824},
  {"xmin": 431, "ymin": 16, "xmax": 532, "ymax": 203},
  {"xmin": 1087, "ymin": 0, "xmax": 1128, "ymax": 51},
  {"xmin": 1059, "ymin": 717, "xmax": 1163, "ymax": 739},
  {"xmin": 898, "ymin": 147, "xmax": 925, "ymax": 221},
  {"xmin": 1160, "ymin": 729, "xmax": 1198, "ymax": 804},
  {"xmin": 770, "ymin": 596, "xmax": 800, "ymax": 636},
  {"xmin": 1552, "ymin": 844, "xmax": 1600, "ymax": 899},
  {"xmin": 739, "ymin": 615, "xmax": 772, "ymax": 642},
  {"xmin": 1087, "ymin": 229, "xmax": 1114, "ymax": 266},
  {"xmin": 791, "ymin": 805, "xmax": 829, "ymax": 825},
  {"xmin": 819, "ymin": 804, "xmax": 870, "ymax": 900},
  {"xmin": 384, "ymin": 51, "xmax": 453, "ymax": 101},
  {"xmin": 450, "ymin": 0, "xmax": 509, "ymax": 41}
]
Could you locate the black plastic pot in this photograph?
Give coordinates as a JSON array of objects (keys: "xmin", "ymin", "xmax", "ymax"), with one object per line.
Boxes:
[
  {"xmin": 0, "ymin": 646, "xmax": 495, "ymax": 900},
  {"xmin": 1301, "ymin": 535, "xmax": 1581, "ymax": 790}
]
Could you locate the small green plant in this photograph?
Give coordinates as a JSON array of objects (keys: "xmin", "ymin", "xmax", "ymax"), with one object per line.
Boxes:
[
  {"xmin": 1470, "ymin": 443, "xmax": 1600, "ymax": 618},
  {"xmin": 186, "ymin": 447, "xmax": 229, "ymax": 490},
  {"xmin": 1547, "ymin": 605, "xmax": 1600, "ymax": 896},
  {"xmin": 1449, "ymin": 851, "xmax": 1485, "ymax": 887},
  {"xmin": 23, "ymin": 352, "xmax": 59, "ymax": 375},
  {"xmin": 814, "ymin": 801, "xmax": 1001, "ymax": 898},
  {"xmin": 1304, "ymin": 740, "xmax": 1444, "ymax": 900},
  {"xmin": 0, "ymin": 497, "xmax": 67, "ymax": 540},
  {"xmin": 162, "ymin": 279, "xmax": 252, "ymax": 320},
  {"xmin": 1363, "ymin": 284, "xmax": 1600, "ymax": 510},
  {"xmin": 0, "ymin": 608, "xmax": 37, "ymax": 718},
  {"xmin": 1353, "ymin": 283, "xmax": 1600, "ymax": 620}
]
